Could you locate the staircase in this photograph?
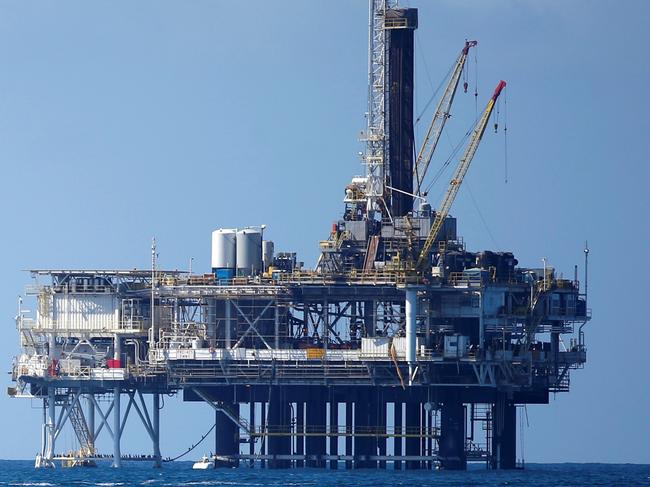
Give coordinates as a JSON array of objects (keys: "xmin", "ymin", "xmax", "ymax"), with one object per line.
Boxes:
[
  {"xmin": 215, "ymin": 401, "xmax": 254, "ymax": 439},
  {"xmin": 363, "ymin": 236, "xmax": 380, "ymax": 271},
  {"xmin": 68, "ymin": 400, "xmax": 94, "ymax": 456}
]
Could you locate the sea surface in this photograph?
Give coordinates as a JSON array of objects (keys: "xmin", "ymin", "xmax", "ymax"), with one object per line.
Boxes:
[{"xmin": 0, "ymin": 461, "xmax": 649, "ymax": 487}]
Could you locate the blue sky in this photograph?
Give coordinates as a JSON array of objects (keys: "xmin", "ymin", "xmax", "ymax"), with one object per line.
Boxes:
[{"xmin": 0, "ymin": 0, "xmax": 648, "ymax": 463}]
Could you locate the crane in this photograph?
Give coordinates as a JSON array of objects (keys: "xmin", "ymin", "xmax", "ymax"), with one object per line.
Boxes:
[
  {"xmin": 414, "ymin": 40, "xmax": 477, "ymax": 196},
  {"xmin": 415, "ymin": 80, "xmax": 507, "ymax": 272}
]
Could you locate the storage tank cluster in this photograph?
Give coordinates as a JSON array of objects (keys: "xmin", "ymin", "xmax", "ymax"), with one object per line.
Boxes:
[{"xmin": 211, "ymin": 227, "xmax": 273, "ymax": 278}]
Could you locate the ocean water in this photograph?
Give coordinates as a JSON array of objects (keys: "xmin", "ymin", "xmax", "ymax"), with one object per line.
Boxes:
[{"xmin": 1, "ymin": 461, "xmax": 649, "ymax": 487}]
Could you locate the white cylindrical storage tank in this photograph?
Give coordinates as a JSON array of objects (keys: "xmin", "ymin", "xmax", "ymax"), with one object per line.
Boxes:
[
  {"xmin": 211, "ymin": 229, "xmax": 237, "ymax": 270},
  {"xmin": 236, "ymin": 228, "xmax": 262, "ymax": 276},
  {"xmin": 262, "ymin": 240, "xmax": 274, "ymax": 271}
]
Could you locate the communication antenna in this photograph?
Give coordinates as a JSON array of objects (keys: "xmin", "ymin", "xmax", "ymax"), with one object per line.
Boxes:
[
  {"xmin": 151, "ymin": 237, "xmax": 157, "ymax": 348},
  {"xmin": 583, "ymin": 241, "xmax": 589, "ymax": 305}
]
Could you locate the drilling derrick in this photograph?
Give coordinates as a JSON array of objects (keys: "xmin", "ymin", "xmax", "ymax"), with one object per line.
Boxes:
[
  {"xmin": 10, "ymin": 3, "xmax": 589, "ymax": 473},
  {"xmin": 385, "ymin": 7, "xmax": 418, "ymax": 217}
]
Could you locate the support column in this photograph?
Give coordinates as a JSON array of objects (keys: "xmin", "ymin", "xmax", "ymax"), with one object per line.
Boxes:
[
  {"xmin": 491, "ymin": 394, "xmax": 516, "ymax": 470},
  {"xmin": 354, "ymin": 400, "xmax": 373, "ymax": 468},
  {"xmin": 306, "ymin": 390, "xmax": 326, "ymax": 468},
  {"xmin": 345, "ymin": 402, "xmax": 353, "ymax": 470},
  {"xmin": 86, "ymin": 395, "xmax": 95, "ymax": 455},
  {"xmin": 152, "ymin": 393, "xmax": 162, "ymax": 468},
  {"xmin": 295, "ymin": 401, "xmax": 304, "ymax": 467},
  {"xmin": 47, "ymin": 387, "xmax": 56, "ymax": 464},
  {"xmin": 393, "ymin": 402, "xmax": 402, "ymax": 470},
  {"xmin": 215, "ymin": 403, "xmax": 239, "ymax": 467},
  {"xmin": 405, "ymin": 402, "xmax": 421, "ymax": 470},
  {"xmin": 377, "ymin": 399, "xmax": 387, "ymax": 469},
  {"xmin": 267, "ymin": 387, "xmax": 290, "ymax": 469},
  {"xmin": 439, "ymin": 392, "xmax": 466, "ymax": 470},
  {"xmin": 425, "ymin": 405, "xmax": 433, "ymax": 470},
  {"xmin": 249, "ymin": 402, "xmax": 256, "ymax": 467},
  {"xmin": 40, "ymin": 398, "xmax": 47, "ymax": 460},
  {"xmin": 260, "ymin": 402, "xmax": 266, "ymax": 469},
  {"xmin": 329, "ymin": 400, "xmax": 338, "ymax": 469},
  {"xmin": 368, "ymin": 394, "xmax": 379, "ymax": 469},
  {"xmin": 113, "ymin": 386, "xmax": 121, "ymax": 468}
]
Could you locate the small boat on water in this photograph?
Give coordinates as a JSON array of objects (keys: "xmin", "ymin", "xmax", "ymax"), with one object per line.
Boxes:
[
  {"xmin": 192, "ymin": 454, "xmax": 214, "ymax": 469},
  {"xmin": 60, "ymin": 456, "xmax": 97, "ymax": 468}
]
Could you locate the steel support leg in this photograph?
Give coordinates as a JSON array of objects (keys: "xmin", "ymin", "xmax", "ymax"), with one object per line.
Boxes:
[
  {"xmin": 214, "ymin": 403, "xmax": 239, "ymax": 467},
  {"xmin": 354, "ymin": 400, "xmax": 372, "ymax": 468},
  {"xmin": 87, "ymin": 394, "xmax": 95, "ymax": 453},
  {"xmin": 405, "ymin": 402, "xmax": 421, "ymax": 470},
  {"xmin": 394, "ymin": 402, "xmax": 403, "ymax": 470},
  {"xmin": 377, "ymin": 398, "xmax": 386, "ymax": 469},
  {"xmin": 267, "ymin": 388, "xmax": 290, "ymax": 469},
  {"xmin": 47, "ymin": 387, "xmax": 56, "ymax": 464},
  {"xmin": 491, "ymin": 394, "xmax": 516, "ymax": 469},
  {"xmin": 113, "ymin": 387, "xmax": 121, "ymax": 468},
  {"xmin": 439, "ymin": 393, "xmax": 466, "ymax": 470},
  {"xmin": 345, "ymin": 402, "xmax": 353, "ymax": 470},
  {"xmin": 152, "ymin": 393, "xmax": 162, "ymax": 468},
  {"xmin": 329, "ymin": 400, "xmax": 338, "ymax": 469},
  {"xmin": 40, "ymin": 398, "xmax": 47, "ymax": 460},
  {"xmin": 260, "ymin": 402, "xmax": 266, "ymax": 468},
  {"xmin": 306, "ymin": 390, "xmax": 326, "ymax": 468},
  {"xmin": 295, "ymin": 401, "xmax": 304, "ymax": 467},
  {"xmin": 249, "ymin": 402, "xmax": 256, "ymax": 467},
  {"xmin": 368, "ymin": 395, "xmax": 379, "ymax": 469}
]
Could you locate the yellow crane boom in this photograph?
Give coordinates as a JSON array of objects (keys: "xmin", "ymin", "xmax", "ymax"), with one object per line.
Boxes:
[{"xmin": 415, "ymin": 80, "xmax": 507, "ymax": 272}]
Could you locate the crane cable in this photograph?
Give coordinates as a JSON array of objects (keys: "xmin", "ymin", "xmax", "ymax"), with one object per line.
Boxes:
[
  {"xmin": 414, "ymin": 40, "xmax": 478, "ymax": 195},
  {"xmin": 422, "ymin": 118, "xmax": 478, "ymax": 197},
  {"xmin": 415, "ymin": 57, "xmax": 457, "ymax": 126},
  {"xmin": 504, "ymin": 86, "xmax": 509, "ymax": 184},
  {"xmin": 163, "ymin": 422, "xmax": 216, "ymax": 462},
  {"xmin": 474, "ymin": 46, "xmax": 479, "ymax": 117},
  {"xmin": 465, "ymin": 182, "xmax": 500, "ymax": 251}
]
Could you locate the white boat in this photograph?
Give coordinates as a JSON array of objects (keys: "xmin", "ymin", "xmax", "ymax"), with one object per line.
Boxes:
[{"xmin": 192, "ymin": 454, "xmax": 214, "ymax": 470}]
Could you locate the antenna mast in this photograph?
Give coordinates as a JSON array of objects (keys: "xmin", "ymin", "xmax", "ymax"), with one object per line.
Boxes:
[{"xmin": 151, "ymin": 237, "xmax": 157, "ymax": 349}]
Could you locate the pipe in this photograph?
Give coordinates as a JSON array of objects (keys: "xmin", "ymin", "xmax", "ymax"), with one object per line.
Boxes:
[{"xmin": 405, "ymin": 287, "xmax": 417, "ymax": 383}]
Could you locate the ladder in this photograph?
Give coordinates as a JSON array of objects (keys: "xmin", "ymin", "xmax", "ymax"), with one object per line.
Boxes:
[{"xmin": 68, "ymin": 400, "xmax": 94, "ymax": 456}]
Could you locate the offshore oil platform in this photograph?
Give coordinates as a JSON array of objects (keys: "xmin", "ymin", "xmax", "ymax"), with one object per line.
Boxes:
[{"xmin": 9, "ymin": 1, "xmax": 590, "ymax": 471}]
